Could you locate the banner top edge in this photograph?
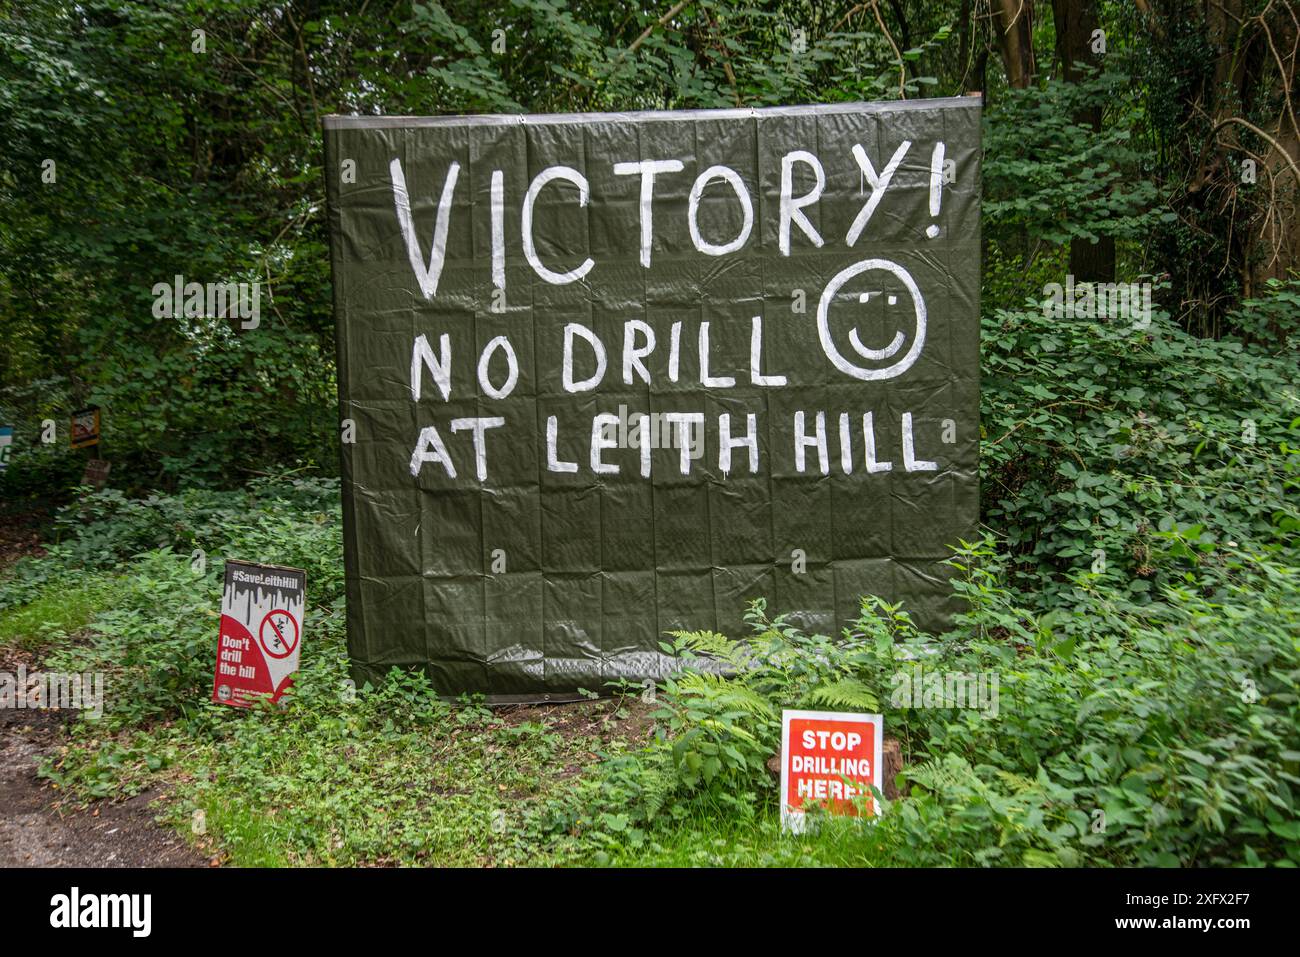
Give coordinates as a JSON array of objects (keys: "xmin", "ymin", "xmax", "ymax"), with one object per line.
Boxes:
[{"xmin": 321, "ymin": 96, "xmax": 981, "ymax": 130}]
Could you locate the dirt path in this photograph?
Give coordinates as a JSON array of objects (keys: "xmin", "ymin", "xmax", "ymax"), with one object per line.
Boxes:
[
  {"xmin": 0, "ymin": 685, "xmax": 205, "ymax": 868},
  {"xmin": 0, "ymin": 515, "xmax": 199, "ymax": 866}
]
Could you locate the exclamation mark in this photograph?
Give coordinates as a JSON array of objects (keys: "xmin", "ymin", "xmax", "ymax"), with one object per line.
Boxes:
[{"xmin": 926, "ymin": 142, "xmax": 945, "ymax": 239}]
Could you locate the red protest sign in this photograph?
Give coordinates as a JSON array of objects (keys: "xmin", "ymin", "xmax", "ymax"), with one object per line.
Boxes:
[
  {"xmin": 212, "ymin": 560, "xmax": 306, "ymax": 709},
  {"xmin": 70, "ymin": 407, "xmax": 101, "ymax": 449},
  {"xmin": 780, "ymin": 709, "xmax": 883, "ymax": 831}
]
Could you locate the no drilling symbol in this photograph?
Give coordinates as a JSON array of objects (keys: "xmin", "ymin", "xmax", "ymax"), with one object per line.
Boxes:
[{"xmin": 258, "ymin": 609, "xmax": 300, "ymax": 660}]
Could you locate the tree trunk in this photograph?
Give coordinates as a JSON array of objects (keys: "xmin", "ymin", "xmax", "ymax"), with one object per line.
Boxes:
[
  {"xmin": 1250, "ymin": 11, "xmax": 1300, "ymax": 294},
  {"xmin": 1054, "ymin": 0, "xmax": 1115, "ymax": 282},
  {"xmin": 993, "ymin": 0, "xmax": 1036, "ymax": 89}
]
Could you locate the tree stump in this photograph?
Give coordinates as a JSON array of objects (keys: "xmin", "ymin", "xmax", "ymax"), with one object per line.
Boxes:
[{"xmin": 881, "ymin": 735, "xmax": 907, "ymax": 800}]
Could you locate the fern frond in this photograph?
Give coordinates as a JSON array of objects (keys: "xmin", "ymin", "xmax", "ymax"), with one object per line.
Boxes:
[
  {"xmin": 993, "ymin": 769, "xmax": 1040, "ymax": 794},
  {"xmin": 666, "ymin": 629, "xmax": 751, "ymax": 670},
  {"xmin": 806, "ymin": 678, "xmax": 880, "ymax": 712},
  {"xmin": 904, "ymin": 754, "xmax": 982, "ymax": 794},
  {"xmin": 672, "ymin": 671, "xmax": 777, "ymax": 719}
]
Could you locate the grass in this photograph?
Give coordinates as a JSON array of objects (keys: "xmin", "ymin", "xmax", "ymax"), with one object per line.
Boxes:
[
  {"xmin": 0, "ymin": 574, "xmax": 114, "ymax": 649},
  {"xmin": 189, "ymin": 800, "xmax": 291, "ymax": 868},
  {"xmin": 144, "ymin": 704, "xmax": 638, "ymax": 867},
  {"xmin": 0, "ymin": 569, "xmax": 654, "ymax": 866},
  {"xmin": 582, "ymin": 804, "xmax": 892, "ymax": 867}
]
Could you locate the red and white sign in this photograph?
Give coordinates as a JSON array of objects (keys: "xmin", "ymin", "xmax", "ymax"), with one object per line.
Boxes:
[
  {"xmin": 780, "ymin": 709, "xmax": 884, "ymax": 832},
  {"xmin": 211, "ymin": 560, "xmax": 306, "ymax": 708}
]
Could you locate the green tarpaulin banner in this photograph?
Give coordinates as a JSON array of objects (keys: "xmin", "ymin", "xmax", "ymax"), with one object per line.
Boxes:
[{"xmin": 323, "ymin": 98, "xmax": 982, "ymax": 700}]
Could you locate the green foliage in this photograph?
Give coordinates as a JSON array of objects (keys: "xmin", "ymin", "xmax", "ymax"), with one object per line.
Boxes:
[
  {"xmin": 983, "ymin": 67, "xmax": 1164, "ymax": 252},
  {"xmin": 0, "ymin": 376, "xmax": 83, "ymax": 503},
  {"xmin": 1229, "ymin": 279, "xmax": 1300, "ymax": 346},
  {"xmin": 980, "ymin": 300, "xmax": 1299, "ymax": 607},
  {"xmin": 1, "ymin": 1, "xmax": 339, "ymax": 489},
  {"xmin": 1128, "ymin": 1, "xmax": 1297, "ymax": 335},
  {"xmin": 0, "ymin": 478, "xmax": 341, "ymax": 723},
  {"xmin": 40, "ymin": 652, "xmax": 618, "ymax": 865},
  {"xmin": 538, "ymin": 532, "xmax": 1300, "ymax": 867},
  {"xmin": 903, "ymin": 539, "xmax": 1299, "ymax": 867}
]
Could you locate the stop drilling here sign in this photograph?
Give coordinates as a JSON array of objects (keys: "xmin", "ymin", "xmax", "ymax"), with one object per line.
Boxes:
[{"xmin": 780, "ymin": 709, "xmax": 884, "ymax": 832}]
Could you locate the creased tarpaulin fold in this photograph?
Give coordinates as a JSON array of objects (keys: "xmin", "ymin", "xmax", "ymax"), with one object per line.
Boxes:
[{"xmin": 322, "ymin": 99, "xmax": 981, "ymax": 702}]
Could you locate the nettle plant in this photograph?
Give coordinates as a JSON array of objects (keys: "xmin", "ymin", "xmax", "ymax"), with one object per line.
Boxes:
[
  {"xmin": 876, "ymin": 539, "xmax": 1297, "ymax": 866},
  {"xmin": 979, "ymin": 289, "xmax": 1300, "ymax": 610}
]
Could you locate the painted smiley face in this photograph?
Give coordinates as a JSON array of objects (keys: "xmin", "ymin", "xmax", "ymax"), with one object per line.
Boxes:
[{"xmin": 815, "ymin": 258, "xmax": 927, "ymax": 381}]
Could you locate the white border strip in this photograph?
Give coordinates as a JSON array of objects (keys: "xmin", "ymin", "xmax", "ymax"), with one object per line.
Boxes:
[{"xmin": 323, "ymin": 96, "xmax": 980, "ymax": 131}]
